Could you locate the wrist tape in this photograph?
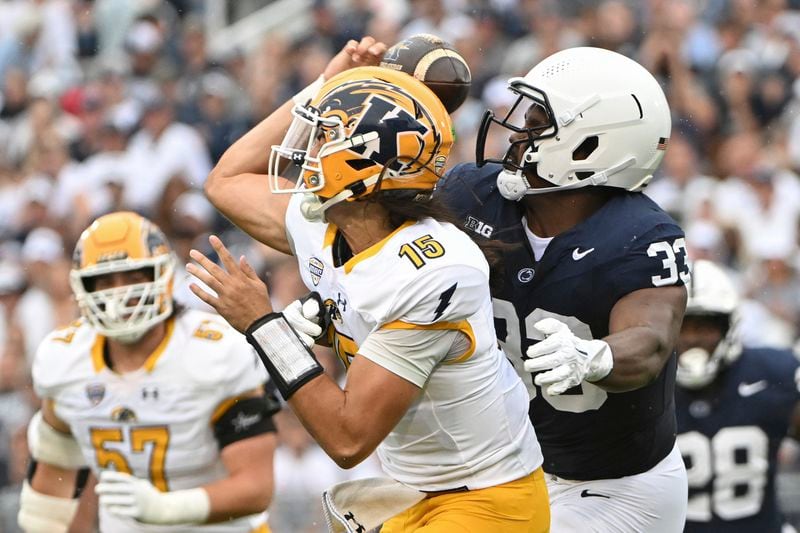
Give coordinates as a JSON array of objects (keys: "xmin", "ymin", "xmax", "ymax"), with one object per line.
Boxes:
[{"xmin": 246, "ymin": 313, "xmax": 324, "ymax": 400}]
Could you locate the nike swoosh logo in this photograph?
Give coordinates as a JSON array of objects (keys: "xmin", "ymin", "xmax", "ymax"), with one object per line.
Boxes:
[
  {"xmin": 572, "ymin": 247, "xmax": 595, "ymax": 261},
  {"xmin": 738, "ymin": 380, "xmax": 767, "ymax": 397},
  {"xmin": 580, "ymin": 489, "xmax": 610, "ymax": 499}
]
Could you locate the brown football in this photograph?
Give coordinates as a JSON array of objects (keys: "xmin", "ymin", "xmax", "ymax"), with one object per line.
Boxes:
[{"xmin": 380, "ymin": 33, "xmax": 472, "ymax": 113}]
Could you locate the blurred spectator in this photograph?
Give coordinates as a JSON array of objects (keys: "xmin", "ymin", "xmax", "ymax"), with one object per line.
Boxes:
[
  {"xmin": 194, "ymin": 71, "xmax": 249, "ymax": 162},
  {"xmin": 0, "ymin": 2, "xmax": 79, "ymax": 89},
  {"xmin": 17, "ymin": 227, "xmax": 72, "ymax": 364},
  {"xmin": 124, "ymin": 18, "xmax": 168, "ymax": 103},
  {"xmin": 745, "ymin": 246, "xmax": 800, "ymax": 344},
  {"xmin": 0, "ymin": 68, "xmax": 30, "ymax": 121},
  {"xmin": 123, "ymin": 94, "xmax": 211, "ymax": 218},
  {"xmin": 174, "ymin": 16, "xmax": 213, "ymax": 123},
  {"xmin": 270, "ymin": 409, "xmax": 342, "ymax": 533},
  {"xmin": 170, "ymin": 190, "xmax": 217, "ymax": 312},
  {"xmin": 401, "ymin": 0, "xmax": 475, "ymax": 42},
  {"xmin": 646, "ymin": 135, "xmax": 718, "ymax": 224}
]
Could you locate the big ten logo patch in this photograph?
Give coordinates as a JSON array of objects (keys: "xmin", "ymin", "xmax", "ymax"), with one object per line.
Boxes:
[{"xmin": 465, "ymin": 216, "xmax": 493, "ymax": 238}]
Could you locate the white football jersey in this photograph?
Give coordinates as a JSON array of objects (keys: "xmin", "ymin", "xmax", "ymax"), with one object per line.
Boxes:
[
  {"xmin": 33, "ymin": 309, "xmax": 271, "ymax": 533},
  {"xmin": 285, "ymin": 195, "xmax": 542, "ymax": 491}
]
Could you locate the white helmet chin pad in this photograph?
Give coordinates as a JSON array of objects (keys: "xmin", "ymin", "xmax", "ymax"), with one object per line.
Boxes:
[
  {"xmin": 496, "ymin": 169, "xmax": 530, "ymax": 201},
  {"xmin": 676, "ymin": 347, "xmax": 718, "ymax": 389}
]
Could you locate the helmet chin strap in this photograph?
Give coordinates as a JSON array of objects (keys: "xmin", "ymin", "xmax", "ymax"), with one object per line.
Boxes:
[
  {"xmin": 300, "ymin": 174, "xmax": 383, "ymax": 222},
  {"xmin": 496, "ymin": 156, "xmax": 636, "ymax": 201},
  {"xmin": 109, "ymin": 328, "xmax": 149, "ymax": 344}
]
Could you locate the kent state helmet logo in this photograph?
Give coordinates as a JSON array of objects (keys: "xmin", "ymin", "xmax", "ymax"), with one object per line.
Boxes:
[
  {"xmin": 110, "ymin": 406, "xmax": 138, "ymax": 423},
  {"xmin": 318, "ymin": 83, "xmax": 431, "ymax": 174},
  {"xmin": 308, "ymin": 257, "xmax": 324, "ymax": 286}
]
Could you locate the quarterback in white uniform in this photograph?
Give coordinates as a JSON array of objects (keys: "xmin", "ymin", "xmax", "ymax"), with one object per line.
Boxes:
[
  {"xmin": 192, "ymin": 64, "xmax": 550, "ymax": 532},
  {"xmin": 19, "ymin": 212, "xmax": 278, "ymax": 533}
]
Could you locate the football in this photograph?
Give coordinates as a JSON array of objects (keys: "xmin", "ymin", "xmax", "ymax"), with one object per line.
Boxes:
[{"xmin": 380, "ymin": 33, "xmax": 472, "ymax": 113}]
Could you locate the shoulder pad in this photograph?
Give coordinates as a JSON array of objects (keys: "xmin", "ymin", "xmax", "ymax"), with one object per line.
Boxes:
[
  {"xmin": 438, "ymin": 163, "xmax": 501, "ymax": 206},
  {"xmin": 33, "ymin": 320, "xmax": 97, "ymax": 397},
  {"xmin": 177, "ymin": 310, "xmax": 267, "ymax": 391}
]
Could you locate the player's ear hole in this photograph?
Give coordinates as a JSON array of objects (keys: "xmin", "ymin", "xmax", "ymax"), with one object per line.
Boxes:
[
  {"xmin": 346, "ymin": 159, "xmax": 378, "ymax": 171},
  {"xmin": 572, "ymin": 136, "xmax": 598, "ymax": 161}
]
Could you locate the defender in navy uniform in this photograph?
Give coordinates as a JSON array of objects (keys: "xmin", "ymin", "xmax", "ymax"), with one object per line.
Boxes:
[
  {"xmin": 437, "ymin": 47, "xmax": 689, "ymax": 532},
  {"xmin": 675, "ymin": 260, "xmax": 800, "ymax": 533}
]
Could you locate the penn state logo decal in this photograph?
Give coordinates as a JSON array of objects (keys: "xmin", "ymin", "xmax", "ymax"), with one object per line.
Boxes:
[
  {"xmin": 86, "ymin": 383, "xmax": 105, "ymax": 406},
  {"xmin": 517, "ymin": 268, "xmax": 535, "ymax": 283},
  {"xmin": 308, "ymin": 257, "xmax": 324, "ymax": 286}
]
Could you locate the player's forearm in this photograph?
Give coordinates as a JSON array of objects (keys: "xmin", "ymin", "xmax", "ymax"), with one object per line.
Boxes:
[
  {"xmin": 21, "ymin": 464, "xmax": 82, "ymax": 533},
  {"xmin": 31, "ymin": 462, "xmax": 79, "ymax": 498},
  {"xmin": 209, "ymin": 100, "xmax": 294, "ymax": 182},
  {"xmin": 597, "ymin": 326, "xmax": 673, "ymax": 392},
  {"xmin": 202, "ymin": 475, "xmax": 273, "ymax": 523},
  {"xmin": 289, "ymin": 375, "xmax": 378, "ymax": 469}
]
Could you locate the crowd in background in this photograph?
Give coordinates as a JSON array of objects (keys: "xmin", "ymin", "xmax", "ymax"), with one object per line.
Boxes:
[{"xmin": 1, "ymin": 0, "xmax": 800, "ymax": 531}]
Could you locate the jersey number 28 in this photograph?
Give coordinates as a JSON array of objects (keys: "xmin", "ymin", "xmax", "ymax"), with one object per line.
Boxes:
[{"xmin": 677, "ymin": 426, "xmax": 768, "ymax": 522}]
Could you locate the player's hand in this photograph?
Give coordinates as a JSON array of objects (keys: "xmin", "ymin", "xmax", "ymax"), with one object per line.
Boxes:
[
  {"xmin": 96, "ymin": 471, "xmax": 209, "ymax": 525},
  {"xmin": 523, "ymin": 318, "xmax": 614, "ymax": 395},
  {"xmin": 96, "ymin": 471, "xmax": 161, "ymax": 521},
  {"xmin": 187, "ymin": 235, "xmax": 272, "ymax": 333},
  {"xmin": 283, "ymin": 293, "xmax": 325, "ymax": 348},
  {"xmin": 323, "ymin": 36, "xmax": 387, "ymax": 80}
]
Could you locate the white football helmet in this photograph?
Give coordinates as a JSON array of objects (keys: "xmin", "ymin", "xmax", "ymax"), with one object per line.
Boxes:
[
  {"xmin": 70, "ymin": 212, "xmax": 176, "ymax": 343},
  {"xmin": 476, "ymin": 47, "xmax": 672, "ymax": 200},
  {"xmin": 676, "ymin": 260, "xmax": 742, "ymax": 389}
]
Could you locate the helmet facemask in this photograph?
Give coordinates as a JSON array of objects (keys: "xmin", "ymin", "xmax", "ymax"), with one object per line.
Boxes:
[
  {"xmin": 71, "ymin": 256, "xmax": 175, "ymax": 344},
  {"xmin": 476, "ymin": 79, "xmax": 558, "ymax": 175},
  {"xmin": 676, "ymin": 260, "xmax": 742, "ymax": 389},
  {"xmin": 70, "ymin": 212, "xmax": 176, "ymax": 344},
  {"xmin": 676, "ymin": 312, "xmax": 741, "ymax": 389}
]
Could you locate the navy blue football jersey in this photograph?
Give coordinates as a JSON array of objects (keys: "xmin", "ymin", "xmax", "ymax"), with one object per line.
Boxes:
[
  {"xmin": 437, "ymin": 162, "xmax": 689, "ymax": 480},
  {"xmin": 676, "ymin": 348, "xmax": 800, "ymax": 532}
]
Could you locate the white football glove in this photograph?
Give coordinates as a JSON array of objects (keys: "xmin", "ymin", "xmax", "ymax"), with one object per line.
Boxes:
[
  {"xmin": 523, "ymin": 318, "xmax": 614, "ymax": 395},
  {"xmin": 95, "ymin": 471, "xmax": 209, "ymax": 525},
  {"xmin": 283, "ymin": 294, "xmax": 325, "ymax": 348}
]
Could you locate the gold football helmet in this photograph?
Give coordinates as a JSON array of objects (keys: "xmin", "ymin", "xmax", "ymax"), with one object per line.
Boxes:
[
  {"xmin": 70, "ymin": 212, "xmax": 176, "ymax": 343},
  {"xmin": 269, "ymin": 66, "xmax": 453, "ymax": 218}
]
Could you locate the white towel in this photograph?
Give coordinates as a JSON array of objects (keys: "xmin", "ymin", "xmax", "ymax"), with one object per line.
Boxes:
[{"xmin": 322, "ymin": 477, "xmax": 425, "ymax": 533}]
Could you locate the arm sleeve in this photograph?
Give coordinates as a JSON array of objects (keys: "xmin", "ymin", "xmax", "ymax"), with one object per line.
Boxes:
[
  {"xmin": 212, "ymin": 393, "xmax": 278, "ymax": 449},
  {"xmin": 358, "ymin": 328, "xmax": 462, "ymax": 387}
]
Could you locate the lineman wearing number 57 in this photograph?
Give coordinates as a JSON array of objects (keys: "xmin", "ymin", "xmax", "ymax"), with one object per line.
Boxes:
[
  {"xmin": 437, "ymin": 47, "xmax": 690, "ymax": 532},
  {"xmin": 18, "ymin": 212, "xmax": 279, "ymax": 533}
]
